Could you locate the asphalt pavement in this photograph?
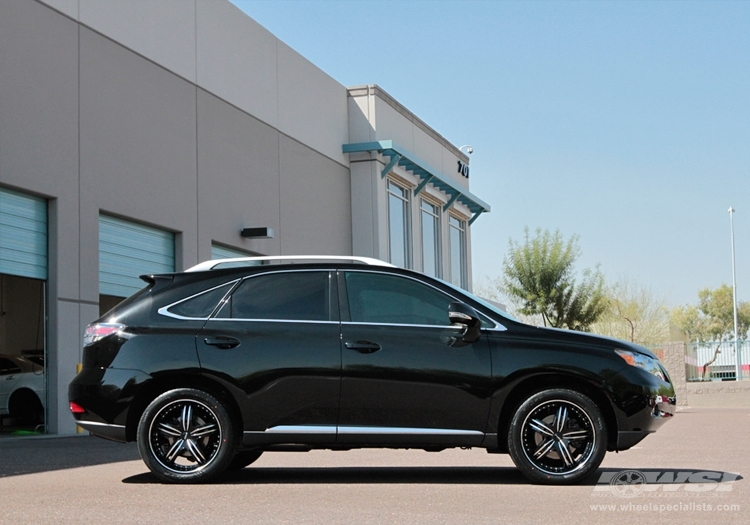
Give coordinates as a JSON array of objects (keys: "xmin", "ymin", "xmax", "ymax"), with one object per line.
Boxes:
[{"xmin": 0, "ymin": 407, "xmax": 747, "ymax": 524}]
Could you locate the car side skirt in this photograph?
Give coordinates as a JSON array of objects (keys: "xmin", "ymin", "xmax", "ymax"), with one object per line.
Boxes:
[{"xmin": 243, "ymin": 425, "xmax": 485, "ymax": 447}]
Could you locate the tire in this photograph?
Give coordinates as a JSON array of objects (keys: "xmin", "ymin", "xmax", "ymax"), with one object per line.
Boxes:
[
  {"xmin": 8, "ymin": 389, "xmax": 44, "ymax": 422},
  {"xmin": 137, "ymin": 388, "xmax": 237, "ymax": 483},
  {"xmin": 507, "ymin": 388, "xmax": 607, "ymax": 485},
  {"xmin": 226, "ymin": 450, "xmax": 263, "ymax": 471}
]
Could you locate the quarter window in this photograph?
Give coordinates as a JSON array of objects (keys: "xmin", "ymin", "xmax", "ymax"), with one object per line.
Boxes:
[
  {"xmin": 420, "ymin": 200, "xmax": 441, "ymax": 278},
  {"xmin": 215, "ymin": 272, "xmax": 329, "ymax": 321},
  {"xmin": 449, "ymin": 216, "xmax": 467, "ymax": 288},
  {"xmin": 387, "ymin": 180, "xmax": 411, "ymax": 269},
  {"xmin": 345, "ymin": 272, "xmax": 453, "ymax": 326},
  {"xmin": 168, "ymin": 282, "xmax": 235, "ymax": 318}
]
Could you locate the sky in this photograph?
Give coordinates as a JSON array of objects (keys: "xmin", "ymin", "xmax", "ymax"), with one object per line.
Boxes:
[{"xmin": 231, "ymin": 0, "xmax": 749, "ymax": 308}]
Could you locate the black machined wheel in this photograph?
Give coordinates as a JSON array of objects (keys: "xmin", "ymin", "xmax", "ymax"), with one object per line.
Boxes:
[
  {"xmin": 137, "ymin": 388, "xmax": 237, "ymax": 483},
  {"xmin": 508, "ymin": 389, "xmax": 607, "ymax": 484}
]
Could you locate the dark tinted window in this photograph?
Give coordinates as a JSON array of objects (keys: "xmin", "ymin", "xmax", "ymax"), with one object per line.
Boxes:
[
  {"xmin": 345, "ymin": 272, "xmax": 452, "ymax": 326},
  {"xmin": 169, "ymin": 282, "xmax": 235, "ymax": 318},
  {"xmin": 215, "ymin": 271, "xmax": 329, "ymax": 321},
  {"xmin": 0, "ymin": 358, "xmax": 21, "ymax": 375}
]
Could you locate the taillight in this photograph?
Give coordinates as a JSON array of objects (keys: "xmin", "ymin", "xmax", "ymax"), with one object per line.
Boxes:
[
  {"xmin": 69, "ymin": 401, "xmax": 86, "ymax": 414},
  {"xmin": 83, "ymin": 323, "xmax": 125, "ymax": 346}
]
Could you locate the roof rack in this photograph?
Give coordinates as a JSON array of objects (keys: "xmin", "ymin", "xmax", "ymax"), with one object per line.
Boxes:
[{"xmin": 186, "ymin": 255, "xmax": 395, "ymax": 273}]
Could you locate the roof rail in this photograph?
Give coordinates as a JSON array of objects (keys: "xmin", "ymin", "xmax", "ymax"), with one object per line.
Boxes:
[{"xmin": 186, "ymin": 255, "xmax": 395, "ymax": 272}]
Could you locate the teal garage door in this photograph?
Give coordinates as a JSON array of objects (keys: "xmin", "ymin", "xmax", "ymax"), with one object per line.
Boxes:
[
  {"xmin": 99, "ymin": 215, "xmax": 174, "ymax": 297},
  {"xmin": 0, "ymin": 188, "xmax": 47, "ymax": 280}
]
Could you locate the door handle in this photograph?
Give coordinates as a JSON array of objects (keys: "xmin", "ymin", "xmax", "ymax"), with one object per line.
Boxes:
[
  {"xmin": 203, "ymin": 336, "xmax": 241, "ymax": 349},
  {"xmin": 345, "ymin": 340, "xmax": 381, "ymax": 353}
]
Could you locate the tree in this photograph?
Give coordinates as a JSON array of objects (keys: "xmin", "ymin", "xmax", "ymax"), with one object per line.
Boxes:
[
  {"xmin": 498, "ymin": 227, "xmax": 608, "ymax": 331},
  {"xmin": 671, "ymin": 284, "xmax": 750, "ymax": 380},
  {"xmin": 670, "ymin": 284, "xmax": 750, "ymax": 343},
  {"xmin": 591, "ymin": 278, "xmax": 670, "ymax": 346}
]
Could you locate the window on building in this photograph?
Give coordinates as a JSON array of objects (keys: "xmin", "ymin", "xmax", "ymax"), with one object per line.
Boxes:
[
  {"xmin": 387, "ymin": 180, "xmax": 411, "ymax": 268},
  {"xmin": 449, "ymin": 216, "xmax": 467, "ymax": 289},
  {"xmin": 420, "ymin": 200, "xmax": 440, "ymax": 278}
]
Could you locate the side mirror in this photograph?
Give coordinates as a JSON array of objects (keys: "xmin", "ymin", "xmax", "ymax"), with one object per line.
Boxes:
[{"xmin": 448, "ymin": 302, "xmax": 482, "ymax": 344}]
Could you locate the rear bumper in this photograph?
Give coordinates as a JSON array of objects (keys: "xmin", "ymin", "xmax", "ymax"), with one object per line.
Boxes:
[
  {"xmin": 68, "ymin": 367, "xmax": 151, "ymax": 443},
  {"xmin": 75, "ymin": 420, "xmax": 127, "ymax": 443}
]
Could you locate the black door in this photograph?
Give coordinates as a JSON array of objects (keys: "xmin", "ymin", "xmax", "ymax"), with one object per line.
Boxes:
[
  {"xmin": 337, "ymin": 270, "xmax": 492, "ymax": 446},
  {"xmin": 196, "ymin": 270, "xmax": 340, "ymax": 446}
]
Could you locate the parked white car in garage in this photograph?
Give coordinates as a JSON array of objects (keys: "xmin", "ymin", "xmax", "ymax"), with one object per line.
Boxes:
[{"xmin": 0, "ymin": 355, "xmax": 45, "ymax": 420}]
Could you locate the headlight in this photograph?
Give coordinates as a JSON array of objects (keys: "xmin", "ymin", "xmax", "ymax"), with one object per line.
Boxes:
[{"xmin": 615, "ymin": 349, "xmax": 667, "ymax": 381}]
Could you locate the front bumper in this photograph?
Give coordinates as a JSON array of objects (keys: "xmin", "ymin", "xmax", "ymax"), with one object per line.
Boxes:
[{"xmin": 609, "ymin": 366, "xmax": 676, "ymax": 451}]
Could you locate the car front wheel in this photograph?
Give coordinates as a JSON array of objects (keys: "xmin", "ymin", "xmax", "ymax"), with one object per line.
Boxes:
[
  {"xmin": 507, "ymin": 388, "xmax": 607, "ymax": 484},
  {"xmin": 137, "ymin": 388, "xmax": 237, "ymax": 483}
]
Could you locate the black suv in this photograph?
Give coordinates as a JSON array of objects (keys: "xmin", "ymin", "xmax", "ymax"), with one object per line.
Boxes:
[{"xmin": 69, "ymin": 256, "xmax": 675, "ymax": 484}]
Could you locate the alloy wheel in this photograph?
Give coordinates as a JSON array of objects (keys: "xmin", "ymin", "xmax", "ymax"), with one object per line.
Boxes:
[
  {"xmin": 520, "ymin": 399, "xmax": 596, "ymax": 476},
  {"xmin": 148, "ymin": 398, "xmax": 223, "ymax": 474}
]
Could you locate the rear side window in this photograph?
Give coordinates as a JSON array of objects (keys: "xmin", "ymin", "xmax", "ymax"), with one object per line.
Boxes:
[
  {"xmin": 345, "ymin": 272, "xmax": 452, "ymax": 326},
  {"xmin": 214, "ymin": 271, "xmax": 329, "ymax": 321},
  {"xmin": 168, "ymin": 282, "xmax": 235, "ymax": 319}
]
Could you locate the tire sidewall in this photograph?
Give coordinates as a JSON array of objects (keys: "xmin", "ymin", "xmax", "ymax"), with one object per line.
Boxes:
[
  {"xmin": 137, "ymin": 388, "xmax": 237, "ymax": 483},
  {"xmin": 507, "ymin": 388, "xmax": 607, "ymax": 485}
]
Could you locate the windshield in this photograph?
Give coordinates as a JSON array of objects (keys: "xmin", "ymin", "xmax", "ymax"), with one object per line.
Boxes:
[{"xmin": 437, "ymin": 278, "xmax": 519, "ymax": 323}]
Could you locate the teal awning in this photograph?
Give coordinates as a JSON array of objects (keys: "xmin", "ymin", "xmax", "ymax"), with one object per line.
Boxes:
[{"xmin": 342, "ymin": 140, "xmax": 490, "ymax": 225}]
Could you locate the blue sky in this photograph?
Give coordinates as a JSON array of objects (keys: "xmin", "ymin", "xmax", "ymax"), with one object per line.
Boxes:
[{"xmin": 232, "ymin": 0, "xmax": 749, "ymax": 307}]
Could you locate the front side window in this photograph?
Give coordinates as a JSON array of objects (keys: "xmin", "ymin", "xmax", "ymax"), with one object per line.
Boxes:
[
  {"xmin": 215, "ymin": 271, "xmax": 329, "ymax": 321},
  {"xmin": 387, "ymin": 180, "xmax": 411, "ymax": 269},
  {"xmin": 345, "ymin": 272, "xmax": 453, "ymax": 326},
  {"xmin": 421, "ymin": 200, "xmax": 440, "ymax": 278},
  {"xmin": 449, "ymin": 216, "xmax": 467, "ymax": 289}
]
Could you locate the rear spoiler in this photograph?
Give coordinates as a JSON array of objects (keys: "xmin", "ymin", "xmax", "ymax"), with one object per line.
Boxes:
[{"xmin": 139, "ymin": 274, "xmax": 175, "ymax": 292}]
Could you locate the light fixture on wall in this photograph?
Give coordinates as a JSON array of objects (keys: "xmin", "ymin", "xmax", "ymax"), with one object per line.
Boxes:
[
  {"xmin": 459, "ymin": 145, "xmax": 474, "ymax": 155},
  {"xmin": 240, "ymin": 227, "xmax": 274, "ymax": 239}
]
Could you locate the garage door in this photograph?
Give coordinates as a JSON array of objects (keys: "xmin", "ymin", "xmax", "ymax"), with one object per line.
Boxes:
[
  {"xmin": 0, "ymin": 188, "xmax": 47, "ymax": 280},
  {"xmin": 99, "ymin": 215, "xmax": 174, "ymax": 297}
]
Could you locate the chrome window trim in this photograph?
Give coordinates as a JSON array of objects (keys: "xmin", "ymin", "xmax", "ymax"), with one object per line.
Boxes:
[
  {"xmin": 342, "ymin": 269, "xmax": 502, "ymax": 329},
  {"xmin": 209, "ymin": 318, "xmax": 338, "ymax": 325},
  {"xmin": 157, "ymin": 280, "xmax": 240, "ymax": 321},
  {"xmin": 341, "ymin": 321, "xmax": 465, "ymax": 330}
]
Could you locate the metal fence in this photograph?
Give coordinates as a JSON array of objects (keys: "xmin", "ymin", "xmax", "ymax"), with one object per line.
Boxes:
[{"xmin": 685, "ymin": 341, "xmax": 750, "ymax": 381}]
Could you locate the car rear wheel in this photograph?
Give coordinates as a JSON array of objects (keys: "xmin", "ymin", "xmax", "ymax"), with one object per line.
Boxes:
[
  {"xmin": 507, "ymin": 388, "xmax": 607, "ymax": 484},
  {"xmin": 137, "ymin": 388, "xmax": 237, "ymax": 483}
]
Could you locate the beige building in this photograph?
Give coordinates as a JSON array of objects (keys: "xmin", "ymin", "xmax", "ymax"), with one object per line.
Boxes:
[{"xmin": 0, "ymin": 0, "xmax": 490, "ymax": 435}]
